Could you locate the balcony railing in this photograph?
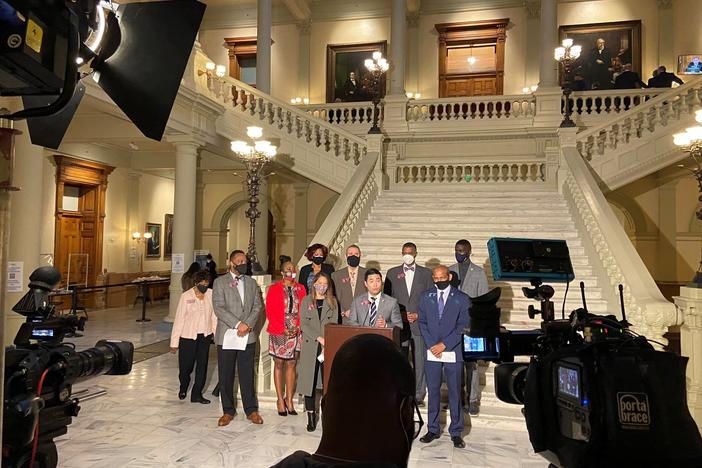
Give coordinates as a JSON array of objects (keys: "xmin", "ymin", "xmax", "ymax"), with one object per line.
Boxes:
[{"xmin": 407, "ymin": 95, "xmax": 535, "ymax": 123}]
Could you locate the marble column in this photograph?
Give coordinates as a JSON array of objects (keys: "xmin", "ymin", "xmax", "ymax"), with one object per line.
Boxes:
[
  {"xmin": 406, "ymin": 11, "xmax": 420, "ymax": 94},
  {"xmin": 533, "ymin": 0, "xmax": 563, "ymax": 127},
  {"xmin": 538, "ymin": 0, "xmax": 558, "ymax": 88},
  {"xmin": 675, "ymin": 286, "xmax": 702, "ymax": 430},
  {"xmin": 293, "ymin": 182, "xmax": 309, "ymax": 259},
  {"xmin": 297, "ymin": 20, "xmax": 311, "ymax": 100},
  {"xmin": 165, "ymin": 138, "xmax": 201, "ymax": 322},
  {"xmin": 195, "ymin": 159, "xmax": 204, "ymax": 250},
  {"xmin": 657, "ymin": 0, "xmax": 674, "ymax": 72},
  {"xmin": 524, "ymin": 0, "xmax": 541, "ymax": 89},
  {"xmin": 3, "ymin": 120, "xmax": 45, "ymax": 344},
  {"xmin": 390, "ymin": 0, "xmax": 407, "ymax": 95},
  {"xmin": 658, "ymin": 180, "xmax": 678, "ymax": 282},
  {"xmin": 257, "ymin": 0, "xmax": 272, "ymax": 94}
]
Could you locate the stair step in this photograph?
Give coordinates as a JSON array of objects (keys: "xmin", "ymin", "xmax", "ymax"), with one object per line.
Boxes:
[{"xmin": 359, "ymin": 229, "xmax": 584, "ymax": 239}]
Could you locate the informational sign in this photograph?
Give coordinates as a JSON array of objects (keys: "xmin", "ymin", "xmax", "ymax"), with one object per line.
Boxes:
[
  {"xmin": 7, "ymin": 261, "xmax": 23, "ymax": 292},
  {"xmin": 171, "ymin": 253, "xmax": 185, "ymax": 273}
]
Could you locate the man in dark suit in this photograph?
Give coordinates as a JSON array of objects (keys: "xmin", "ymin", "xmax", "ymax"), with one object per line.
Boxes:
[
  {"xmin": 586, "ymin": 38, "xmax": 613, "ymax": 90},
  {"xmin": 614, "ymin": 64, "xmax": 647, "ymax": 89},
  {"xmin": 331, "ymin": 244, "xmax": 367, "ymax": 324},
  {"xmin": 418, "ymin": 265, "xmax": 470, "ymax": 449},
  {"xmin": 649, "ymin": 65, "xmax": 684, "ymax": 88},
  {"xmin": 686, "ymin": 56, "xmax": 702, "ymax": 73},
  {"xmin": 384, "ymin": 242, "xmax": 434, "ymax": 406},
  {"xmin": 343, "ymin": 72, "xmax": 360, "ymax": 102},
  {"xmin": 212, "ymin": 249, "xmax": 264, "ymax": 427}
]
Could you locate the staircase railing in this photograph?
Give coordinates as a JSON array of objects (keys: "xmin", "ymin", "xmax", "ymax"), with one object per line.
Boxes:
[
  {"xmin": 568, "ymin": 88, "xmax": 666, "ymax": 123},
  {"xmin": 192, "ymin": 54, "xmax": 368, "ymax": 166},
  {"xmin": 299, "ymin": 149, "xmax": 380, "ymax": 267},
  {"xmin": 576, "ymin": 78, "xmax": 702, "ymax": 162},
  {"xmin": 559, "ymin": 128, "xmax": 678, "ymax": 346},
  {"xmin": 407, "ymin": 94, "xmax": 535, "ymax": 123}
]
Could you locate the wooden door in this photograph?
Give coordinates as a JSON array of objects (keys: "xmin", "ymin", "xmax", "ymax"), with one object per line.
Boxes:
[{"xmin": 53, "ymin": 156, "xmax": 114, "ymax": 289}]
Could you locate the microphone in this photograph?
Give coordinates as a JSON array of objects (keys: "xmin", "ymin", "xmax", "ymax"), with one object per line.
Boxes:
[
  {"xmin": 579, "ymin": 281, "xmax": 588, "ymax": 313},
  {"xmin": 618, "ymin": 284, "xmax": 631, "ymax": 328}
]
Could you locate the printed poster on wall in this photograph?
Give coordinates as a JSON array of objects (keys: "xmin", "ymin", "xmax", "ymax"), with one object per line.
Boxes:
[
  {"xmin": 7, "ymin": 261, "xmax": 23, "ymax": 292},
  {"xmin": 171, "ymin": 253, "xmax": 185, "ymax": 273}
]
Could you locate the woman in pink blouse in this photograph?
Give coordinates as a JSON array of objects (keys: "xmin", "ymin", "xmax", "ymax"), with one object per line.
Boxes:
[{"xmin": 170, "ymin": 270, "xmax": 217, "ymax": 404}]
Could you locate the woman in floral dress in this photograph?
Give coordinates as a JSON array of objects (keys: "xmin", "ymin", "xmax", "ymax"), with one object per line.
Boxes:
[{"xmin": 265, "ymin": 257, "xmax": 306, "ymax": 416}]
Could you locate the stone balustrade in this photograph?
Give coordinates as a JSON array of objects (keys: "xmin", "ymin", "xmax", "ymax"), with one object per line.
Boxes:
[
  {"xmin": 568, "ymin": 88, "xmax": 667, "ymax": 126},
  {"xmin": 299, "ymin": 101, "xmax": 380, "ymax": 130},
  {"xmin": 407, "ymin": 95, "xmax": 535, "ymax": 123},
  {"xmin": 392, "ymin": 161, "xmax": 549, "ymax": 185}
]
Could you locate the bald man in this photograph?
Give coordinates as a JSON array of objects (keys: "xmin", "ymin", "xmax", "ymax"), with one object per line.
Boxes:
[
  {"xmin": 273, "ymin": 334, "xmax": 418, "ymax": 467},
  {"xmin": 418, "ymin": 265, "xmax": 470, "ymax": 448}
]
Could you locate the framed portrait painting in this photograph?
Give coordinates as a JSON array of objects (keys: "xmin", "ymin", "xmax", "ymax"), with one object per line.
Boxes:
[
  {"xmin": 145, "ymin": 223, "xmax": 161, "ymax": 258},
  {"xmin": 164, "ymin": 214, "xmax": 173, "ymax": 259},
  {"xmin": 326, "ymin": 41, "xmax": 387, "ymax": 103},
  {"xmin": 559, "ymin": 20, "xmax": 641, "ymax": 90}
]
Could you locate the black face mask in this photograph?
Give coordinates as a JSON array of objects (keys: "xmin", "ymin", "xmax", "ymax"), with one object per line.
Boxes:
[
  {"xmin": 196, "ymin": 284, "xmax": 208, "ymax": 293},
  {"xmin": 346, "ymin": 255, "xmax": 360, "ymax": 268},
  {"xmin": 434, "ymin": 280, "xmax": 450, "ymax": 290},
  {"xmin": 312, "ymin": 256, "xmax": 324, "ymax": 265},
  {"xmin": 235, "ymin": 264, "xmax": 248, "ymax": 275}
]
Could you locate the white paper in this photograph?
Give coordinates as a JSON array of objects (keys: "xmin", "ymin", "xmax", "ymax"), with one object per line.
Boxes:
[
  {"xmin": 171, "ymin": 253, "xmax": 185, "ymax": 273},
  {"xmin": 317, "ymin": 353, "xmax": 325, "ymax": 363},
  {"xmin": 222, "ymin": 322, "xmax": 248, "ymax": 350},
  {"xmin": 427, "ymin": 350, "xmax": 456, "ymax": 363},
  {"xmin": 7, "ymin": 262, "xmax": 23, "ymax": 293}
]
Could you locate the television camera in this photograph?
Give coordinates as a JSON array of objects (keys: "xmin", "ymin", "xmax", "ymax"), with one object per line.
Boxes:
[
  {"xmin": 0, "ymin": 0, "xmax": 206, "ymax": 148},
  {"xmin": 3, "ymin": 266, "xmax": 134, "ymax": 468},
  {"xmin": 462, "ymin": 238, "xmax": 702, "ymax": 468}
]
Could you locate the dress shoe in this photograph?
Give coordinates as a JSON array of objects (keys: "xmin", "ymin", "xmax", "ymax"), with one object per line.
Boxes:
[
  {"xmin": 247, "ymin": 411, "xmax": 263, "ymax": 425},
  {"xmin": 451, "ymin": 436, "xmax": 466, "ymax": 448},
  {"xmin": 218, "ymin": 413, "xmax": 235, "ymax": 427},
  {"xmin": 420, "ymin": 432, "xmax": 440, "ymax": 443},
  {"xmin": 191, "ymin": 396, "xmax": 211, "ymax": 404},
  {"xmin": 178, "ymin": 391, "xmax": 186, "ymax": 400},
  {"xmin": 285, "ymin": 401, "xmax": 298, "ymax": 416},
  {"xmin": 277, "ymin": 399, "xmax": 287, "ymax": 417},
  {"xmin": 468, "ymin": 402, "xmax": 480, "ymax": 416},
  {"xmin": 306, "ymin": 411, "xmax": 317, "ymax": 432}
]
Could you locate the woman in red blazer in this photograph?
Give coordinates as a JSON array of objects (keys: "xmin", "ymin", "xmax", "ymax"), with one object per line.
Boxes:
[{"xmin": 266, "ymin": 257, "xmax": 307, "ymax": 416}]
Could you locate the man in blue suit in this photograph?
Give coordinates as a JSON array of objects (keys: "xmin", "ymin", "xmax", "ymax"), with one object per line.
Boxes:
[{"xmin": 418, "ymin": 265, "xmax": 470, "ymax": 448}]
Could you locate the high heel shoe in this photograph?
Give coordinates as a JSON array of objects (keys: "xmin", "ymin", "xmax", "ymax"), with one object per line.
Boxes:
[
  {"xmin": 284, "ymin": 401, "xmax": 297, "ymax": 416},
  {"xmin": 306, "ymin": 411, "xmax": 317, "ymax": 432},
  {"xmin": 277, "ymin": 399, "xmax": 287, "ymax": 417}
]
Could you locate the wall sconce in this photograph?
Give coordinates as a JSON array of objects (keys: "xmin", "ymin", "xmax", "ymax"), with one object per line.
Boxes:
[
  {"xmin": 406, "ymin": 92, "xmax": 421, "ymax": 99},
  {"xmin": 523, "ymin": 85, "xmax": 539, "ymax": 94}
]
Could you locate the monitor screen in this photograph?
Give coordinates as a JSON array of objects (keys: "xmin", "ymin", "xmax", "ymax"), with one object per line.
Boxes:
[
  {"xmin": 32, "ymin": 329, "xmax": 54, "ymax": 338},
  {"xmin": 464, "ymin": 336, "xmax": 486, "ymax": 352},
  {"xmin": 557, "ymin": 365, "xmax": 580, "ymax": 400},
  {"xmin": 678, "ymin": 55, "xmax": 702, "ymax": 75}
]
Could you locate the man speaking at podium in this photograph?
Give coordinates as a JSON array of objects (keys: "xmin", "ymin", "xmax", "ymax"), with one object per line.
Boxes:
[{"xmin": 348, "ymin": 269, "xmax": 402, "ymax": 330}]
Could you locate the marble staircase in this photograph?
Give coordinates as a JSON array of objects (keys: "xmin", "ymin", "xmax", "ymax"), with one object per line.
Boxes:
[{"xmin": 352, "ymin": 185, "xmax": 614, "ymax": 426}]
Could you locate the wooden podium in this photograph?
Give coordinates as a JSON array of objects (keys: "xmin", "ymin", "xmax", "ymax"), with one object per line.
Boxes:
[{"xmin": 323, "ymin": 324, "xmax": 402, "ymax": 391}]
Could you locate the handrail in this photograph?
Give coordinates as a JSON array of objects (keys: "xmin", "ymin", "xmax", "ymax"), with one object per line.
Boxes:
[
  {"xmin": 560, "ymin": 131, "xmax": 677, "ymax": 344},
  {"xmin": 576, "ymin": 77, "xmax": 702, "ymax": 159},
  {"xmin": 199, "ymin": 71, "xmax": 368, "ymax": 164},
  {"xmin": 299, "ymin": 152, "xmax": 379, "ymax": 268}
]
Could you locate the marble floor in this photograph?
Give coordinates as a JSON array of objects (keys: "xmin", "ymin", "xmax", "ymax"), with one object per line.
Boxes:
[{"xmin": 54, "ymin": 306, "xmax": 549, "ymax": 468}]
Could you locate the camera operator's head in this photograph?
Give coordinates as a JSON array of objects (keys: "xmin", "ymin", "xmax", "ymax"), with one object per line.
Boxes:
[{"xmin": 315, "ymin": 334, "xmax": 418, "ymax": 467}]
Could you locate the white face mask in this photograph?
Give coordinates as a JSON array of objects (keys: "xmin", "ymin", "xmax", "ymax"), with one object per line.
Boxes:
[{"xmin": 402, "ymin": 254, "xmax": 415, "ymax": 266}]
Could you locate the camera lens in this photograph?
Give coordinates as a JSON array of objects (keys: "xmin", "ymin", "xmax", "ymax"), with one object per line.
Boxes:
[{"xmin": 63, "ymin": 340, "xmax": 134, "ymax": 381}]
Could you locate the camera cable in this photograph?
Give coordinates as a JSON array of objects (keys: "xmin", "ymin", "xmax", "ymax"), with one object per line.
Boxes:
[{"xmin": 29, "ymin": 362, "xmax": 61, "ymax": 467}]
